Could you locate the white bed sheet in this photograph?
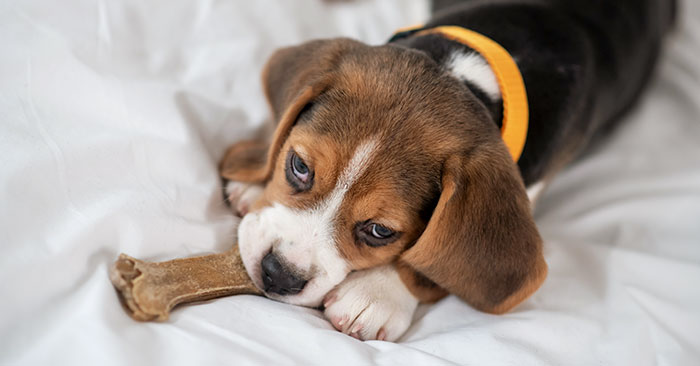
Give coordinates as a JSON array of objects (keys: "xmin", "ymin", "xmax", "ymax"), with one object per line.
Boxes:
[{"xmin": 1, "ymin": 0, "xmax": 699, "ymax": 365}]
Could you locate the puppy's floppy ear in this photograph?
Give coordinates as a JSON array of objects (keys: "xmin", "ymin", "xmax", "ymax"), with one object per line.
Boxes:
[
  {"xmin": 220, "ymin": 39, "xmax": 361, "ymax": 183},
  {"xmin": 400, "ymin": 142, "xmax": 547, "ymax": 314}
]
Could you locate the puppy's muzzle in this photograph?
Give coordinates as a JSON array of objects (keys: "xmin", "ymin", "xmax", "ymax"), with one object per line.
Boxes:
[{"xmin": 261, "ymin": 252, "xmax": 308, "ymax": 295}]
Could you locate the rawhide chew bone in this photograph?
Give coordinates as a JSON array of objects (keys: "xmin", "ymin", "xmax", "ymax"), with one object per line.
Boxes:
[{"xmin": 109, "ymin": 245, "xmax": 262, "ymax": 321}]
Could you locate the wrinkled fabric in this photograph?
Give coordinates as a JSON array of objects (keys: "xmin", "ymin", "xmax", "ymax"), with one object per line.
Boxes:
[{"xmin": 0, "ymin": 0, "xmax": 698, "ymax": 365}]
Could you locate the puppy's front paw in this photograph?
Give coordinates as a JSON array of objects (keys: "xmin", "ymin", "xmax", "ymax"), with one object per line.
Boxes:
[
  {"xmin": 224, "ymin": 181, "xmax": 264, "ymax": 217},
  {"xmin": 323, "ymin": 265, "xmax": 418, "ymax": 342}
]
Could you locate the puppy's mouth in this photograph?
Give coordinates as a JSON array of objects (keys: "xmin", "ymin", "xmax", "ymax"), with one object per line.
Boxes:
[{"xmin": 252, "ymin": 252, "xmax": 343, "ymax": 308}]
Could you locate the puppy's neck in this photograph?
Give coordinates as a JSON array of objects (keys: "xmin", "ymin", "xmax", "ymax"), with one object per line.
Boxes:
[{"xmin": 391, "ymin": 35, "xmax": 504, "ymax": 128}]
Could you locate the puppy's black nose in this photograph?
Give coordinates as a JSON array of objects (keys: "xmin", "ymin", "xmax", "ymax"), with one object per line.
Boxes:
[{"xmin": 261, "ymin": 252, "xmax": 307, "ymax": 295}]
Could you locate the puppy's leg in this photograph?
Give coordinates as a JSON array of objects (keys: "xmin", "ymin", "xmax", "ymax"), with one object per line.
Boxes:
[
  {"xmin": 219, "ymin": 140, "xmax": 268, "ymax": 217},
  {"xmin": 225, "ymin": 181, "xmax": 264, "ymax": 217},
  {"xmin": 323, "ymin": 265, "xmax": 419, "ymax": 342}
]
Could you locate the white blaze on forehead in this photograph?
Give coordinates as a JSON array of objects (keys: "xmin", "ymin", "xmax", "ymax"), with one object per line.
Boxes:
[{"xmin": 322, "ymin": 138, "xmax": 380, "ymax": 216}]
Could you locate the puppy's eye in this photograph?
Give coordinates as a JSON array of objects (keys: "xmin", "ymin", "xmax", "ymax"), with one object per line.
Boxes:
[
  {"xmin": 369, "ymin": 224, "xmax": 393, "ymax": 239},
  {"xmin": 285, "ymin": 150, "xmax": 314, "ymax": 192},
  {"xmin": 355, "ymin": 221, "xmax": 399, "ymax": 247},
  {"xmin": 291, "ymin": 153, "xmax": 309, "ymax": 181}
]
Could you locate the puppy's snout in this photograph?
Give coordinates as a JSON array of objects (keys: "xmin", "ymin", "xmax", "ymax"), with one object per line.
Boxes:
[{"xmin": 261, "ymin": 252, "xmax": 307, "ymax": 295}]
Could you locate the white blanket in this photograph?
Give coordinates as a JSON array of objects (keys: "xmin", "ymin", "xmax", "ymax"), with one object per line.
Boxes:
[{"xmin": 1, "ymin": 0, "xmax": 699, "ymax": 364}]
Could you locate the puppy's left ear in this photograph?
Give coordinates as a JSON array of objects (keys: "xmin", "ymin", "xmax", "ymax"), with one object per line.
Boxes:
[
  {"xmin": 400, "ymin": 142, "xmax": 547, "ymax": 314},
  {"xmin": 220, "ymin": 38, "xmax": 362, "ymax": 183}
]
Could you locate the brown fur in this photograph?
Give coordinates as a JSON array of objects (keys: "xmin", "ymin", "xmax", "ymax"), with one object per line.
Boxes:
[
  {"xmin": 220, "ymin": 38, "xmax": 547, "ymax": 314},
  {"xmin": 220, "ymin": 140, "xmax": 268, "ymax": 182},
  {"xmin": 400, "ymin": 152, "xmax": 547, "ymax": 313},
  {"xmin": 396, "ymin": 260, "xmax": 449, "ymax": 303}
]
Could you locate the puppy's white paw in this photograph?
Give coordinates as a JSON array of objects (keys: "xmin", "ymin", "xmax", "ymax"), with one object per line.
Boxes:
[
  {"xmin": 323, "ymin": 265, "xmax": 418, "ymax": 342},
  {"xmin": 225, "ymin": 181, "xmax": 264, "ymax": 217}
]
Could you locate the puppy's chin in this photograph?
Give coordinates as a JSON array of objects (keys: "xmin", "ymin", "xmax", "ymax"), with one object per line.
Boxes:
[
  {"xmin": 264, "ymin": 284, "xmax": 326, "ymax": 307},
  {"xmin": 264, "ymin": 274, "xmax": 346, "ymax": 307}
]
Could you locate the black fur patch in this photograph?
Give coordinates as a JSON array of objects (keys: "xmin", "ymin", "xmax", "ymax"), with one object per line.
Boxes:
[{"xmin": 390, "ymin": 0, "xmax": 676, "ymax": 185}]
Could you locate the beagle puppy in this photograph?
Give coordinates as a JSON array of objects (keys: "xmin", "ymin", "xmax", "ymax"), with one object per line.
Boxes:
[{"xmin": 219, "ymin": 0, "xmax": 676, "ymax": 341}]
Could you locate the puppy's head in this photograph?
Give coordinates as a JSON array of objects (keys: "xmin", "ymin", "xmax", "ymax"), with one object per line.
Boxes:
[{"xmin": 222, "ymin": 39, "xmax": 546, "ymax": 312}]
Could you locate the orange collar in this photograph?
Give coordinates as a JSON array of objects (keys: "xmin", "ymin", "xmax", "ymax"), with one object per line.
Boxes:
[{"xmin": 395, "ymin": 25, "xmax": 529, "ymax": 162}]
